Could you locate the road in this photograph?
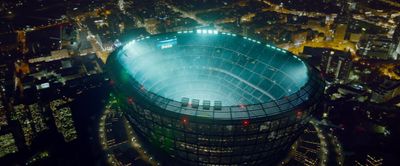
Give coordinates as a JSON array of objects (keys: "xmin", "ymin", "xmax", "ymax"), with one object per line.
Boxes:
[
  {"xmin": 261, "ymin": 0, "xmax": 334, "ymax": 18},
  {"xmin": 74, "ymin": 13, "xmax": 111, "ymax": 63},
  {"xmin": 378, "ymin": 0, "xmax": 400, "ymax": 8},
  {"xmin": 162, "ymin": 1, "xmax": 227, "ymax": 32},
  {"xmin": 99, "ymin": 95, "xmax": 159, "ymax": 166}
]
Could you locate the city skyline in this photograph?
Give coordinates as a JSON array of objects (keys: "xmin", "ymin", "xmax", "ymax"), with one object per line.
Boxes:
[{"xmin": 0, "ymin": 0, "xmax": 400, "ymax": 166}]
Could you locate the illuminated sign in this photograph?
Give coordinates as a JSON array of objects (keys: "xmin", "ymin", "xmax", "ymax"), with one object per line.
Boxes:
[
  {"xmin": 36, "ymin": 83, "xmax": 50, "ymax": 90},
  {"xmin": 157, "ymin": 38, "xmax": 177, "ymax": 49}
]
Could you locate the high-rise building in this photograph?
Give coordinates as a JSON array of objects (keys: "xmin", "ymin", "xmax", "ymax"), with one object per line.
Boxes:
[
  {"xmin": 50, "ymin": 98, "xmax": 77, "ymax": 142},
  {"xmin": 393, "ymin": 42, "xmax": 400, "ymax": 60},
  {"xmin": 334, "ymin": 24, "xmax": 348, "ymax": 42},
  {"xmin": 391, "ymin": 23, "xmax": 400, "ymax": 60},
  {"xmin": 0, "ymin": 133, "xmax": 18, "ymax": 157},
  {"xmin": 302, "ymin": 47, "xmax": 352, "ymax": 82},
  {"xmin": 357, "ymin": 35, "xmax": 397, "ymax": 60},
  {"xmin": 0, "ymin": 63, "xmax": 11, "ymax": 127},
  {"xmin": 317, "ymin": 48, "xmax": 352, "ymax": 82},
  {"xmin": 393, "ymin": 21, "xmax": 400, "ymax": 44}
]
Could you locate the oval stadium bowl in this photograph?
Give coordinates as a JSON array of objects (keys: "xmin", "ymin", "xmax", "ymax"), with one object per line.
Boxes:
[{"xmin": 106, "ymin": 30, "xmax": 325, "ymax": 165}]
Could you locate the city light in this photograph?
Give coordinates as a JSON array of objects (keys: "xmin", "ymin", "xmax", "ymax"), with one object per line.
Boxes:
[{"xmin": 1, "ymin": 0, "xmax": 399, "ymax": 165}]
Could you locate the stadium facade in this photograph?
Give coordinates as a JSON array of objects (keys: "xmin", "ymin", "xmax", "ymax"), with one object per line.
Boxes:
[{"xmin": 106, "ymin": 29, "xmax": 325, "ymax": 165}]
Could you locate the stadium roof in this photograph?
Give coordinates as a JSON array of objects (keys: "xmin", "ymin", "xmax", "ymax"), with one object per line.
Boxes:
[{"xmin": 108, "ymin": 30, "xmax": 324, "ymax": 120}]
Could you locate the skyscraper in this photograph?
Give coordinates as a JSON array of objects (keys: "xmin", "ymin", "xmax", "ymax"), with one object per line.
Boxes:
[{"xmin": 320, "ymin": 49, "xmax": 352, "ymax": 82}]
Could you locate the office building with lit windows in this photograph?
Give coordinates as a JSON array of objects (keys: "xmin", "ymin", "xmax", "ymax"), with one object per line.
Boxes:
[{"xmin": 106, "ymin": 29, "xmax": 325, "ymax": 165}]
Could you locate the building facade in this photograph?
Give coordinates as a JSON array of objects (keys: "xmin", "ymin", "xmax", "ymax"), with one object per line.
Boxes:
[{"xmin": 357, "ymin": 35, "xmax": 397, "ymax": 60}]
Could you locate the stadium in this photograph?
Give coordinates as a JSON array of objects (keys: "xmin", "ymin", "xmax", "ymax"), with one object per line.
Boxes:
[{"xmin": 106, "ymin": 29, "xmax": 325, "ymax": 165}]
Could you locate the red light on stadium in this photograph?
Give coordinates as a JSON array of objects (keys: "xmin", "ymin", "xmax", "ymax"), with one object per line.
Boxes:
[
  {"xmin": 240, "ymin": 104, "xmax": 246, "ymax": 109},
  {"xmin": 109, "ymin": 79, "xmax": 115, "ymax": 86},
  {"xmin": 181, "ymin": 116, "xmax": 189, "ymax": 125},
  {"xmin": 242, "ymin": 120, "xmax": 250, "ymax": 127},
  {"xmin": 295, "ymin": 109, "xmax": 303, "ymax": 119},
  {"xmin": 127, "ymin": 97, "xmax": 134, "ymax": 104}
]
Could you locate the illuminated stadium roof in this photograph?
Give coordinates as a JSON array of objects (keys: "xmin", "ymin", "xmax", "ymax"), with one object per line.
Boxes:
[
  {"xmin": 107, "ymin": 30, "xmax": 325, "ymax": 165},
  {"xmin": 108, "ymin": 29, "xmax": 322, "ymax": 119}
]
